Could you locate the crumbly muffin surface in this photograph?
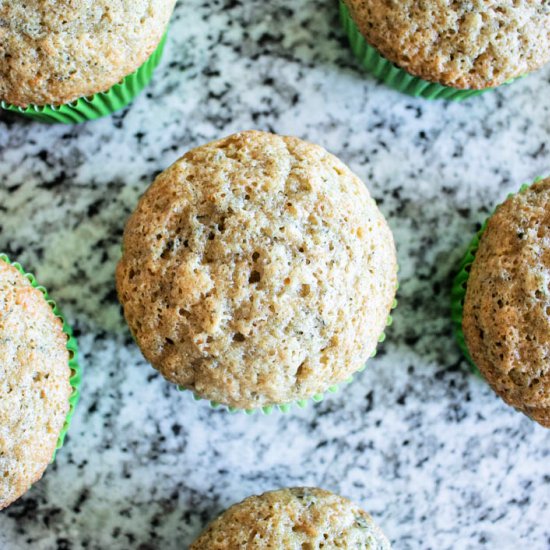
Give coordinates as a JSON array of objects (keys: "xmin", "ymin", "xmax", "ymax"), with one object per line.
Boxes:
[
  {"xmin": 463, "ymin": 178, "xmax": 550, "ymax": 427},
  {"xmin": 344, "ymin": 0, "xmax": 550, "ymax": 89},
  {"xmin": 0, "ymin": 260, "xmax": 71, "ymax": 510},
  {"xmin": 190, "ymin": 487, "xmax": 391, "ymax": 549},
  {"xmin": 0, "ymin": 0, "xmax": 176, "ymax": 106},
  {"xmin": 116, "ymin": 130, "xmax": 397, "ymax": 409}
]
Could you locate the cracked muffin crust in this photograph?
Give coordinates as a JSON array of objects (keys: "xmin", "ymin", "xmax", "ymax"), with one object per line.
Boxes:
[
  {"xmin": 190, "ymin": 487, "xmax": 391, "ymax": 549},
  {"xmin": 463, "ymin": 178, "xmax": 550, "ymax": 427},
  {"xmin": 0, "ymin": 0, "xmax": 176, "ymax": 107},
  {"xmin": 0, "ymin": 259, "xmax": 71, "ymax": 510},
  {"xmin": 343, "ymin": 0, "xmax": 550, "ymax": 89},
  {"xmin": 116, "ymin": 130, "xmax": 398, "ymax": 410}
]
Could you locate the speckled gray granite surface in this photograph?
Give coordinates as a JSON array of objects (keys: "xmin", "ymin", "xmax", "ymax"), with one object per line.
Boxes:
[{"xmin": 1, "ymin": 1, "xmax": 549, "ymax": 549}]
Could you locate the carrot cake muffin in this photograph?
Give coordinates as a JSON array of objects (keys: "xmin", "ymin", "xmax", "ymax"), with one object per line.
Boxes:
[
  {"xmin": 460, "ymin": 178, "xmax": 550, "ymax": 427},
  {"xmin": 190, "ymin": 487, "xmax": 391, "ymax": 549},
  {"xmin": 0, "ymin": 0, "xmax": 176, "ymax": 109},
  {"xmin": 342, "ymin": 0, "xmax": 550, "ymax": 92},
  {"xmin": 116, "ymin": 130, "xmax": 398, "ymax": 411},
  {"xmin": 0, "ymin": 258, "xmax": 72, "ymax": 509}
]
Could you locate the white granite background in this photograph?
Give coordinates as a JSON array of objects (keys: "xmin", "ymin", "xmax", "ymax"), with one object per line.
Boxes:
[{"xmin": 0, "ymin": 1, "xmax": 549, "ymax": 549}]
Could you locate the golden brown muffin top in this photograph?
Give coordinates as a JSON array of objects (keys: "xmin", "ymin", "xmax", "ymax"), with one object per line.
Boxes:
[
  {"xmin": 0, "ymin": 0, "xmax": 176, "ymax": 107},
  {"xmin": 344, "ymin": 0, "xmax": 550, "ymax": 89},
  {"xmin": 190, "ymin": 487, "xmax": 391, "ymax": 549},
  {"xmin": 116, "ymin": 130, "xmax": 397, "ymax": 410},
  {"xmin": 0, "ymin": 259, "xmax": 71, "ymax": 510},
  {"xmin": 463, "ymin": 178, "xmax": 550, "ymax": 427}
]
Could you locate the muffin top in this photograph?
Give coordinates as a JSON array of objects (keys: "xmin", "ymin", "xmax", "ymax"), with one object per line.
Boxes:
[
  {"xmin": 190, "ymin": 487, "xmax": 391, "ymax": 549},
  {"xmin": 116, "ymin": 130, "xmax": 397, "ymax": 410},
  {"xmin": 463, "ymin": 178, "xmax": 550, "ymax": 427},
  {"xmin": 0, "ymin": 0, "xmax": 176, "ymax": 107},
  {"xmin": 0, "ymin": 259, "xmax": 71, "ymax": 510},
  {"xmin": 344, "ymin": 0, "xmax": 550, "ymax": 89}
]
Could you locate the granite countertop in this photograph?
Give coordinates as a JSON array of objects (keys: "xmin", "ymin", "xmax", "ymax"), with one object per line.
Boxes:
[{"xmin": 1, "ymin": 1, "xmax": 549, "ymax": 549}]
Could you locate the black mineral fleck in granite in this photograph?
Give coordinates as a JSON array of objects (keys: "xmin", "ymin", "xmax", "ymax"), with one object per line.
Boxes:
[{"xmin": 1, "ymin": 1, "xmax": 549, "ymax": 549}]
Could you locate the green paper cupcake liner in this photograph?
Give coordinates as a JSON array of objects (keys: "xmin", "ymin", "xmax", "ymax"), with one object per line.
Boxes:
[
  {"xmin": 0, "ymin": 33, "xmax": 167, "ymax": 124},
  {"xmin": 0, "ymin": 253, "xmax": 81, "ymax": 461},
  {"xmin": 450, "ymin": 178, "xmax": 544, "ymax": 375},
  {"xmin": 179, "ymin": 285, "xmax": 399, "ymax": 415},
  {"xmin": 339, "ymin": 1, "xmax": 491, "ymax": 101}
]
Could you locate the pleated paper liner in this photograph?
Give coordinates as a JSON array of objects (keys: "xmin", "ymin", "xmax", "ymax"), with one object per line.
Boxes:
[
  {"xmin": 0, "ymin": 33, "xmax": 167, "ymax": 124},
  {"xmin": 340, "ymin": 1, "xmax": 510, "ymax": 101},
  {"xmin": 450, "ymin": 179, "xmax": 542, "ymax": 376},
  {"xmin": 179, "ymin": 289, "xmax": 399, "ymax": 415},
  {"xmin": 0, "ymin": 253, "xmax": 81, "ymax": 461}
]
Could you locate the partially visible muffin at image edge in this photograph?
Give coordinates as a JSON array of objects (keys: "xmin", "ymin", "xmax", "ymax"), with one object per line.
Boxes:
[
  {"xmin": 341, "ymin": 0, "xmax": 550, "ymax": 95},
  {"xmin": 0, "ymin": 0, "xmax": 176, "ymax": 121},
  {"xmin": 461, "ymin": 178, "xmax": 550, "ymax": 427},
  {"xmin": 190, "ymin": 487, "xmax": 391, "ymax": 549},
  {"xmin": 116, "ymin": 130, "xmax": 398, "ymax": 411},
  {"xmin": 0, "ymin": 258, "xmax": 72, "ymax": 509}
]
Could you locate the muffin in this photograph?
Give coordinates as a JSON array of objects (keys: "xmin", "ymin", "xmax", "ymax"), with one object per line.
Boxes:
[
  {"xmin": 341, "ymin": 1, "xmax": 550, "ymax": 100},
  {"xmin": 116, "ymin": 130, "xmax": 398, "ymax": 412},
  {"xmin": 190, "ymin": 487, "xmax": 391, "ymax": 549},
  {"xmin": 0, "ymin": 1, "xmax": 176, "ymax": 123},
  {"xmin": 452, "ymin": 178, "xmax": 550, "ymax": 428},
  {"xmin": 0, "ymin": 254, "xmax": 80, "ymax": 509}
]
